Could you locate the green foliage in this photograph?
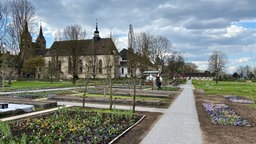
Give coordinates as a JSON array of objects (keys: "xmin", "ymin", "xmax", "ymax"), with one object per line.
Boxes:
[
  {"xmin": 6, "ymin": 108, "xmax": 139, "ymax": 143},
  {"xmin": 22, "ymin": 56, "xmax": 45, "ymax": 73},
  {"xmin": 0, "ymin": 81, "xmax": 84, "ymax": 92},
  {"xmin": 0, "ymin": 121, "xmax": 17, "ymax": 144},
  {"xmin": 193, "ymin": 80, "xmax": 256, "ymax": 101}
]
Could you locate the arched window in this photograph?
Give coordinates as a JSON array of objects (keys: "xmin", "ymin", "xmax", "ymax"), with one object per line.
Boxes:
[
  {"xmin": 99, "ymin": 60, "xmax": 102, "ymax": 74},
  {"xmin": 78, "ymin": 60, "xmax": 83, "ymax": 74},
  {"xmin": 121, "ymin": 67, "xmax": 124, "ymax": 74}
]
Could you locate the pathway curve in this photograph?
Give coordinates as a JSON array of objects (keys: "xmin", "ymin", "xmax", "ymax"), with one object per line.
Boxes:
[{"xmin": 140, "ymin": 80, "xmax": 202, "ymax": 144}]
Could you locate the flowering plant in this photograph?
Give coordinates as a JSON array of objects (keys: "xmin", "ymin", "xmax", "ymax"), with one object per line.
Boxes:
[
  {"xmin": 202, "ymin": 103, "xmax": 251, "ymax": 126},
  {"xmin": 7, "ymin": 108, "xmax": 139, "ymax": 143},
  {"xmin": 224, "ymin": 96, "xmax": 254, "ymax": 104}
]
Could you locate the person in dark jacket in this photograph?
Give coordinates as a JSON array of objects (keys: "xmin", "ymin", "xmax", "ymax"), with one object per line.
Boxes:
[{"xmin": 156, "ymin": 75, "xmax": 161, "ymax": 90}]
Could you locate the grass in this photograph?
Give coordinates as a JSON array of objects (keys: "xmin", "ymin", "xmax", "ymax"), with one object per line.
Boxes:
[
  {"xmin": 0, "ymin": 81, "xmax": 85, "ymax": 92},
  {"xmin": 192, "ymin": 80, "xmax": 256, "ymax": 100}
]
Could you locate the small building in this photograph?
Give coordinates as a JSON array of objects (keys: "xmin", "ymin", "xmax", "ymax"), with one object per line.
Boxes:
[{"xmin": 119, "ymin": 48, "xmax": 155, "ymax": 78}]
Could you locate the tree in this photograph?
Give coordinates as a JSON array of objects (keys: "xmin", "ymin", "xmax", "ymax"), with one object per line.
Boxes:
[
  {"xmin": 61, "ymin": 24, "xmax": 86, "ymax": 84},
  {"xmin": 208, "ymin": 51, "xmax": 226, "ymax": 84},
  {"xmin": 0, "ymin": 1, "xmax": 8, "ymax": 45},
  {"xmin": 183, "ymin": 62, "xmax": 199, "ymax": 73},
  {"xmin": 22, "ymin": 56, "xmax": 45, "ymax": 78},
  {"xmin": 8, "ymin": 0, "xmax": 36, "ymax": 78},
  {"xmin": 134, "ymin": 32, "xmax": 151, "ymax": 59},
  {"xmin": 48, "ymin": 56, "xmax": 62, "ymax": 83},
  {"xmin": 165, "ymin": 52, "xmax": 185, "ymax": 79},
  {"xmin": 62, "ymin": 24, "xmax": 86, "ymax": 40},
  {"xmin": 149, "ymin": 35, "xmax": 172, "ymax": 73},
  {"xmin": 243, "ymin": 65, "xmax": 251, "ymax": 79},
  {"xmin": 0, "ymin": 1, "xmax": 8, "ymax": 87}
]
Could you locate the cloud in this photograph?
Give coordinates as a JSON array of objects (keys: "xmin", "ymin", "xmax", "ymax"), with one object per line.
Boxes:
[
  {"xmin": 224, "ymin": 25, "xmax": 246, "ymax": 38},
  {"xmin": 31, "ymin": 0, "xmax": 256, "ymax": 72},
  {"xmin": 191, "ymin": 61, "xmax": 209, "ymax": 71}
]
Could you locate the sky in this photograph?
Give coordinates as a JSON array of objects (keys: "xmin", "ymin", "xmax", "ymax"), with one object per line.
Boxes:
[{"xmin": 31, "ymin": 0, "xmax": 256, "ymax": 74}]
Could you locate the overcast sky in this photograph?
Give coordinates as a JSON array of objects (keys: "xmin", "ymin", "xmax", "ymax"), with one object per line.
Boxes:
[{"xmin": 31, "ymin": 0, "xmax": 256, "ymax": 73}]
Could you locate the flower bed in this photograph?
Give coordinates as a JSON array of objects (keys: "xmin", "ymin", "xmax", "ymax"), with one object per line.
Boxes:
[
  {"xmin": 8, "ymin": 108, "xmax": 141, "ymax": 143},
  {"xmin": 224, "ymin": 95, "xmax": 254, "ymax": 104},
  {"xmin": 202, "ymin": 103, "xmax": 251, "ymax": 126}
]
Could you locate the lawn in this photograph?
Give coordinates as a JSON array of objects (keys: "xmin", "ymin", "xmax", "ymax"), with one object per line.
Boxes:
[{"xmin": 192, "ymin": 80, "xmax": 256, "ymax": 100}]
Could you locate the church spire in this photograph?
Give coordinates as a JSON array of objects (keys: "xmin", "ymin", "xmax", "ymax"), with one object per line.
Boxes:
[
  {"xmin": 93, "ymin": 20, "xmax": 101, "ymax": 42},
  {"xmin": 39, "ymin": 22, "xmax": 43, "ymax": 36},
  {"xmin": 36, "ymin": 22, "xmax": 46, "ymax": 49}
]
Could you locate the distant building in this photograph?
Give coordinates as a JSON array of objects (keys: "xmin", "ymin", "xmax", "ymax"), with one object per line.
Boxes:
[
  {"xmin": 20, "ymin": 22, "xmax": 155, "ymax": 80},
  {"xmin": 44, "ymin": 23, "xmax": 119, "ymax": 79},
  {"xmin": 119, "ymin": 48, "xmax": 155, "ymax": 78},
  {"xmin": 19, "ymin": 21, "xmax": 48, "ymax": 78}
]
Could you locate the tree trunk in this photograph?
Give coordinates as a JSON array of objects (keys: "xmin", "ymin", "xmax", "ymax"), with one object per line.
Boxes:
[
  {"xmin": 82, "ymin": 81, "xmax": 88, "ymax": 108},
  {"xmin": 132, "ymin": 77, "xmax": 136, "ymax": 113},
  {"xmin": 109, "ymin": 76, "xmax": 113, "ymax": 110},
  {"xmin": 215, "ymin": 72, "xmax": 219, "ymax": 84}
]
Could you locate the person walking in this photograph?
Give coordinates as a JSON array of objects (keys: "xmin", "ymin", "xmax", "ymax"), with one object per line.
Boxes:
[{"xmin": 156, "ymin": 75, "xmax": 161, "ymax": 90}]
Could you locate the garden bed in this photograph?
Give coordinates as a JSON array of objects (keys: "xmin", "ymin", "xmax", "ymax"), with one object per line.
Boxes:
[
  {"xmin": 0, "ymin": 97, "xmax": 57, "ymax": 108},
  {"xmin": 49, "ymin": 95, "xmax": 162, "ymax": 106},
  {"xmin": 202, "ymin": 102, "xmax": 251, "ymax": 126},
  {"xmin": 224, "ymin": 95, "xmax": 254, "ymax": 104},
  {"xmin": 6, "ymin": 108, "xmax": 143, "ymax": 143},
  {"xmin": 195, "ymin": 93, "xmax": 256, "ymax": 144}
]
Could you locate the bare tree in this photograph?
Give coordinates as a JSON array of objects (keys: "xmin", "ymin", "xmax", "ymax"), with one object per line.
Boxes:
[
  {"xmin": 133, "ymin": 32, "xmax": 151, "ymax": 58},
  {"xmin": 183, "ymin": 62, "xmax": 199, "ymax": 73},
  {"xmin": 208, "ymin": 51, "xmax": 226, "ymax": 84},
  {"xmin": 149, "ymin": 35, "xmax": 172, "ymax": 73},
  {"xmin": 0, "ymin": 1, "xmax": 8, "ymax": 87},
  {"xmin": 48, "ymin": 56, "xmax": 62, "ymax": 83},
  {"xmin": 8, "ymin": 0, "xmax": 35, "ymax": 78},
  {"xmin": 0, "ymin": 1, "xmax": 8, "ymax": 45},
  {"xmin": 54, "ymin": 29, "xmax": 62, "ymax": 41},
  {"xmin": 166, "ymin": 52, "xmax": 185, "ymax": 79},
  {"xmin": 8, "ymin": 0, "xmax": 35, "ymax": 49},
  {"xmin": 62, "ymin": 24, "xmax": 86, "ymax": 40},
  {"xmin": 61, "ymin": 24, "xmax": 86, "ymax": 84}
]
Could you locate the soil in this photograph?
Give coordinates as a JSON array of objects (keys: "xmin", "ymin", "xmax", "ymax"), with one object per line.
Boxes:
[
  {"xmin": 195, "ymin": 93, "xmax": 256, "ymax": 144},
  {"xmin": 114, "ymin": 111, "xmax": 162, "ymax": 144}
]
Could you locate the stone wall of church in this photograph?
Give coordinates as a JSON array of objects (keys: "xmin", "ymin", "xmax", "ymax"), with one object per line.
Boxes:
[{"xmin": 44, "ymin": 55, "xmax": 116, "ymax": 80}]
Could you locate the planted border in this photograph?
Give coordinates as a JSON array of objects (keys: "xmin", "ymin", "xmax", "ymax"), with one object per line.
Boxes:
[
  {"xmin": 224, "ymin": 96, "xmax": 254, "ymax": 104},
  {"xmin": 202, "ymin": 103, "xmax": 251, "ymax": 126},
  {"xmin": 7, "ymin": 108, "xmax": 142, "ymax": 143}
]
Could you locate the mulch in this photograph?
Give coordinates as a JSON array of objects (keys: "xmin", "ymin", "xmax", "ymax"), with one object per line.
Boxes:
[{"xmin": 195, "ymin": 93, "xmax": 256, "ymax": 144}]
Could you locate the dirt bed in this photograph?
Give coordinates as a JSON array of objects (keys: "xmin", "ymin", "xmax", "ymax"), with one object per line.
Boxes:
[
  {"xmin": 195, "ymin": 93, "xmax": 256, "ymax": 144},
  {"xmin": 114, "ymin": 111, "xmax": 162, "ymax": 144}
]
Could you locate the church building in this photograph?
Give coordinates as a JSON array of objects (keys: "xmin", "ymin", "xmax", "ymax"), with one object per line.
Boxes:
[
  {"xmin": 44, "ymin": 23, "xmax": 120, "ymax": 79},
  {"xmin": 19, "ymin": 21, "xmax": 155, "ymax": 80}
]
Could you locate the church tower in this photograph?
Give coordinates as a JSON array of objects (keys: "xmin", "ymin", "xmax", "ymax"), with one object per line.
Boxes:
[
  {"xmin": 93, "ymin": 22, "xmax": 101, "ymax": 42},
  {"xmin": 36, "ymin": 23, "xmax": 46, "ymax": 49},
  {"xmin": 20, "ymin": 20, "xmax": 34, "ymax": 60}
]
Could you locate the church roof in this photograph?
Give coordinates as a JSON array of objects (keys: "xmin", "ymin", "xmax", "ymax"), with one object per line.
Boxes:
[{"xmin": 46, "ymin": 38, "xmax": 119, "ymax": 56}]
